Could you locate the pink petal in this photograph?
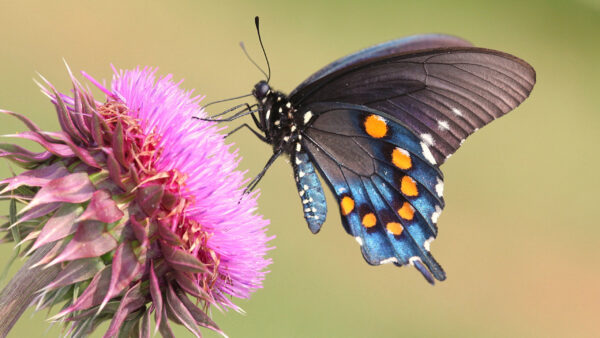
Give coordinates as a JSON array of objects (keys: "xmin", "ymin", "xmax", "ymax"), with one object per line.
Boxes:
[
  {"xmin": 104, "ymin": 282, "xmax": 146, "ymax": 338},
  {"xmin": 175, "ymin": 287, "xmax": 224, "ymax": 335},
  {"xmin": 12, "ymin": 202, "xmax": 61, "ymax": 228},
  {"xmin": 20, "ymin": 173, "xmax": 95, "ymax": 214},
  {"xmin": 0, "ymin": 143, "xmax": 53, "ymax": 163},
  {"xmin": 140, "ymin": 309, "xmax": 152, "ymax": 338},
  {"xmin": 0, "ymin": 162, "xmax": 69, "ymax": 194},
  {"xmin": 165, "ymin": 283, "xmax": 203, "ymax": 338},
  {"xmin": 30, "ymin": 203, "xmax": 82, "ymax": 251},
  {"xmin": 99, "ymin": 242, "xmax": 143, "ymax": 312},
  {"xmin": 58, "ymin": 268, "xmax": 111, "ymax": 315},
  {"xmin": 149, "ymin": 261, "xmax": 164, "ymax": 330},
  {"xmin": 77, "ymin": 190, "xmax": 124, "ymax": 223},
  {"xmin": 7, "ymin": 131, "xmax": 73, "ymax": 157},
  {"xmin": 136, "ymin": 184, "xmax": 164, "ymax": 217},
  {"xmin": 160, "ymin": 241, "xmax": 208, "ymax": 274},
  {"xmin": 48, "ymin": 221, "xmax": 117, "ymax": 265},
  {"xmin": 44, "ymin": 257, "xmax": 103, "ymax": 291}
]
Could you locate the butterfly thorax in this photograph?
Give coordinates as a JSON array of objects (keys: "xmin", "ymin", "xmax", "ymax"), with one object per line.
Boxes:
[{"xmin": 253, "ymin": 81, "xmax": 309, "ymax": 154}]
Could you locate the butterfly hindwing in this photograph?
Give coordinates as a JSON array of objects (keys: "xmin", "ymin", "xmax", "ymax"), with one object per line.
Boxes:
[
  {"xmin": 291, "ymin": 48, "xmax": 536, "ymax": 164},
  {"xmin": 299, "ymin": 103, "xmax": 446, "ymax": 282}
]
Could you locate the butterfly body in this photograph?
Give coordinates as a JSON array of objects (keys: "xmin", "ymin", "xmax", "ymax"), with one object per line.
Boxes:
[
  {"xmin": 247, "ymin": 35, "xmax": 536, "ymax": 284},
  {"xmin": 253, "ymin": 81, "xmax": 329, "ymax": 232}
]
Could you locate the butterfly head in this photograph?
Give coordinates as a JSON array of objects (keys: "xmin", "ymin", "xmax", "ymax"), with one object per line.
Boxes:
[{"xmin": 252, "ymin": 80, "xmax": 271, "ymax": 102}]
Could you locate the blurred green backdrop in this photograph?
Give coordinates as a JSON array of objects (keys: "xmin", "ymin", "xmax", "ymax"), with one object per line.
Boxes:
[{"xmin": 0, "ymin": 0, "xmax": 598, "ymax": 337}]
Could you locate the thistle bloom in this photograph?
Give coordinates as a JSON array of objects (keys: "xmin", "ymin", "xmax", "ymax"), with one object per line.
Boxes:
[{"xmin": 0, "ymin": 66, "xmax": 272, "ymax": 337}]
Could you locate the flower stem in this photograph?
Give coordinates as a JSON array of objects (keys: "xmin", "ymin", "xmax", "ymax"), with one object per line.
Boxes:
[{"xmin": 0, "ymin": 243, "xmax": 61, "ymax": 336}]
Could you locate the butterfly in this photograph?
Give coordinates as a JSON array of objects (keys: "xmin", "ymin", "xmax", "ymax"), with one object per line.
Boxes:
[{"xmin": 227, "ymin": 18, "xmax": 535, "ymax": 284}]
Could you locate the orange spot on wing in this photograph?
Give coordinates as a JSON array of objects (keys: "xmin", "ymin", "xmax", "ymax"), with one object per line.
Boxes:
[
  {"xmin": 392, "ymin": 147, "xmax": 412, "ymax": 170},
  {"xmin": 400, "ymin": 176, "xmax": 418, "ymax": 197},
  {"xmin": 398, "ymin": 202, "xmax": 415, "ymax": 220},
  {"xmin": 362, "ymin": 212, "xmax": 377, "ymax": 228},
  {"xmin": 340, "ymin": 196, "xmax": 355, "ymax": 215},
  {"xmin": 386, "ymin": 222, "xmax": 404, "ymax": 236},
  {"xmin": 364, "ymin": 115, "xmax": 388, "ymax": 138}
]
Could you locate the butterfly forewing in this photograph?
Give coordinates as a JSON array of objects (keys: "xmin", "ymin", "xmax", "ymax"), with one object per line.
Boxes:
[
  {"xmin": 291, "ymin": 34, "xmax": 473, "ymax": 100},
  {"xmin": 291, "ymin": 48, "xmax": 536, "ymax": 164}
]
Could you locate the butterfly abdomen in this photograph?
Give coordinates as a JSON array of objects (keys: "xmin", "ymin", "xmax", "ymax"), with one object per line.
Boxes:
[{"xmin": 292, "ymin": 151, "xmax": 327, "ymax": 233}]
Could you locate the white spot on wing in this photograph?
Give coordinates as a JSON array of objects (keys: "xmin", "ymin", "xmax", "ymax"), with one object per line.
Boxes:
[
  {"xmin": 431, "ymin": 205, "xmax": 442, "ymax": 223},
  {"xmin": 438, "ymin": 120, "xmax": 450, "ymax": 130},
  {"xmin": 295, "ymin": 157, "xmax": 302, "ymax": 165},
  {"xmin": 303, "ymin": 111, "xmax": 313, "ymax": 125},
  {"xmin": 435, "ymin": 177, "xmax": 444, "ymax": 197},
  {"xmin": 296, "ymin": 143, "xmax": 301, "ymax": 152},
  {"xmin": 421, "ymin": 133, "xmax": 434, "ymax": 146},
  {"xmin": 355, "ymin": 237, "xmax": 363, "ymax": 246},
  {"xmin": 285, "ymin": 102, "xmax": 291, "ymax": 108},
  {"xmin": 266, "ymin": 109, "xmax": 270, "ymax": 120},
  {"xmin": 420, "ymin": 142, "xmax": 437, "ymax": 165},
  {"xmin": 298, "ymin": 170, "xmax": 305, "ymax": 178},
  {"xmin": 380, "ymin": 257, "xmax": 398, "ymax": 265},
  {"xmin": 452, "ymin": 108, "xmax": 462, "ymax": 116},
  {"xmin": 424, "ymin": 237, "xmax": 434, "ymax": 251}
]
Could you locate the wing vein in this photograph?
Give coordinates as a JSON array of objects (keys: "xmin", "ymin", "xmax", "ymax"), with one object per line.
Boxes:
[
  {"xmin": 405, "ymin": 92, "xmax": 469, "ymax": 141},
  {"xmin": 427, "ymin": 61, "xmax": 534, "ymax": 88},
  {"xmin": 424, "ymin": 70, "xmax": 497, "ymax": 121},
  {"xmin": 385, "ymin": 99, "xmax": 455, "ymax": 152},
  {"xmin": 366, "ymin": 176, "xmax": 432, "ymax": 262}
]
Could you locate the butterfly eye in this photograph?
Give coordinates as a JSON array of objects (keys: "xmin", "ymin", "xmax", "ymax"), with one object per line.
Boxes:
[{"xmin": 253, "ymin": 81, "xmax": 270, "ymax": 100}]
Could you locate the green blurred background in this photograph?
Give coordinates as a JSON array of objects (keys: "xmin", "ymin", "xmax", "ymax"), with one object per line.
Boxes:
[{"xmin": 0, "ymin": 0, "xmax": 598, "ymax": 337}]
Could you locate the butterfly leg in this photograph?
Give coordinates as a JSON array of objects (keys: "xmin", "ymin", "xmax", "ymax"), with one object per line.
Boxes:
[
  {"xmin": 195, "ymin": 103, "xmax": 258, "ymax": 122},
  {"xmin": 243, "ymin": 148, "xmax": 284, "ymax": 195},
  {"xmin": 226, "ymin": 111, "xmax": 268, "ymax": 141},
  {"xmin": 225, "ymin": 123, "xmax": 268, "ymax": 143}
]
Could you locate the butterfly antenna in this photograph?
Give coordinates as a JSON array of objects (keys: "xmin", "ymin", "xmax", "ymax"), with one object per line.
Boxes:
[
  {"xmin": 202, "ymin": 93, "xmax": 253, "ymax": 109},
  {"xmin": 239, "ymin": 41, "xmax": 268, "ymax": 80},
  {"xmin": 254, "ymin": 16, "xmax": 271, "ymax": 83}
]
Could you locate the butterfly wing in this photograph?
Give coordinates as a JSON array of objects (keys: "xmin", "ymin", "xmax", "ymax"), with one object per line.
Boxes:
[
  {"xmin": 291, "ymin": 47, "xmax": 536, "ymax": 165},
  {"xmin": 298, "ymin": 102, "xmax": 446, "ymax": 283},
  {"xmin": 291, "ymin": 34, "xmax": 473, "ymax": 98}
]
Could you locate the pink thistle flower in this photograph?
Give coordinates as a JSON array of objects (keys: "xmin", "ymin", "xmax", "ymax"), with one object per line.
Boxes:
[{"xmin": 0, "ymin": 66, "xmax": 272, "ymax": 337}]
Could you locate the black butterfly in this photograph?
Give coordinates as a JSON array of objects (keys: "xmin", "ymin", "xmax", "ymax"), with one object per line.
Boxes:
[{"xmin": 224, "ymin": 18, "xmax": 535, "ymax": 284}]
